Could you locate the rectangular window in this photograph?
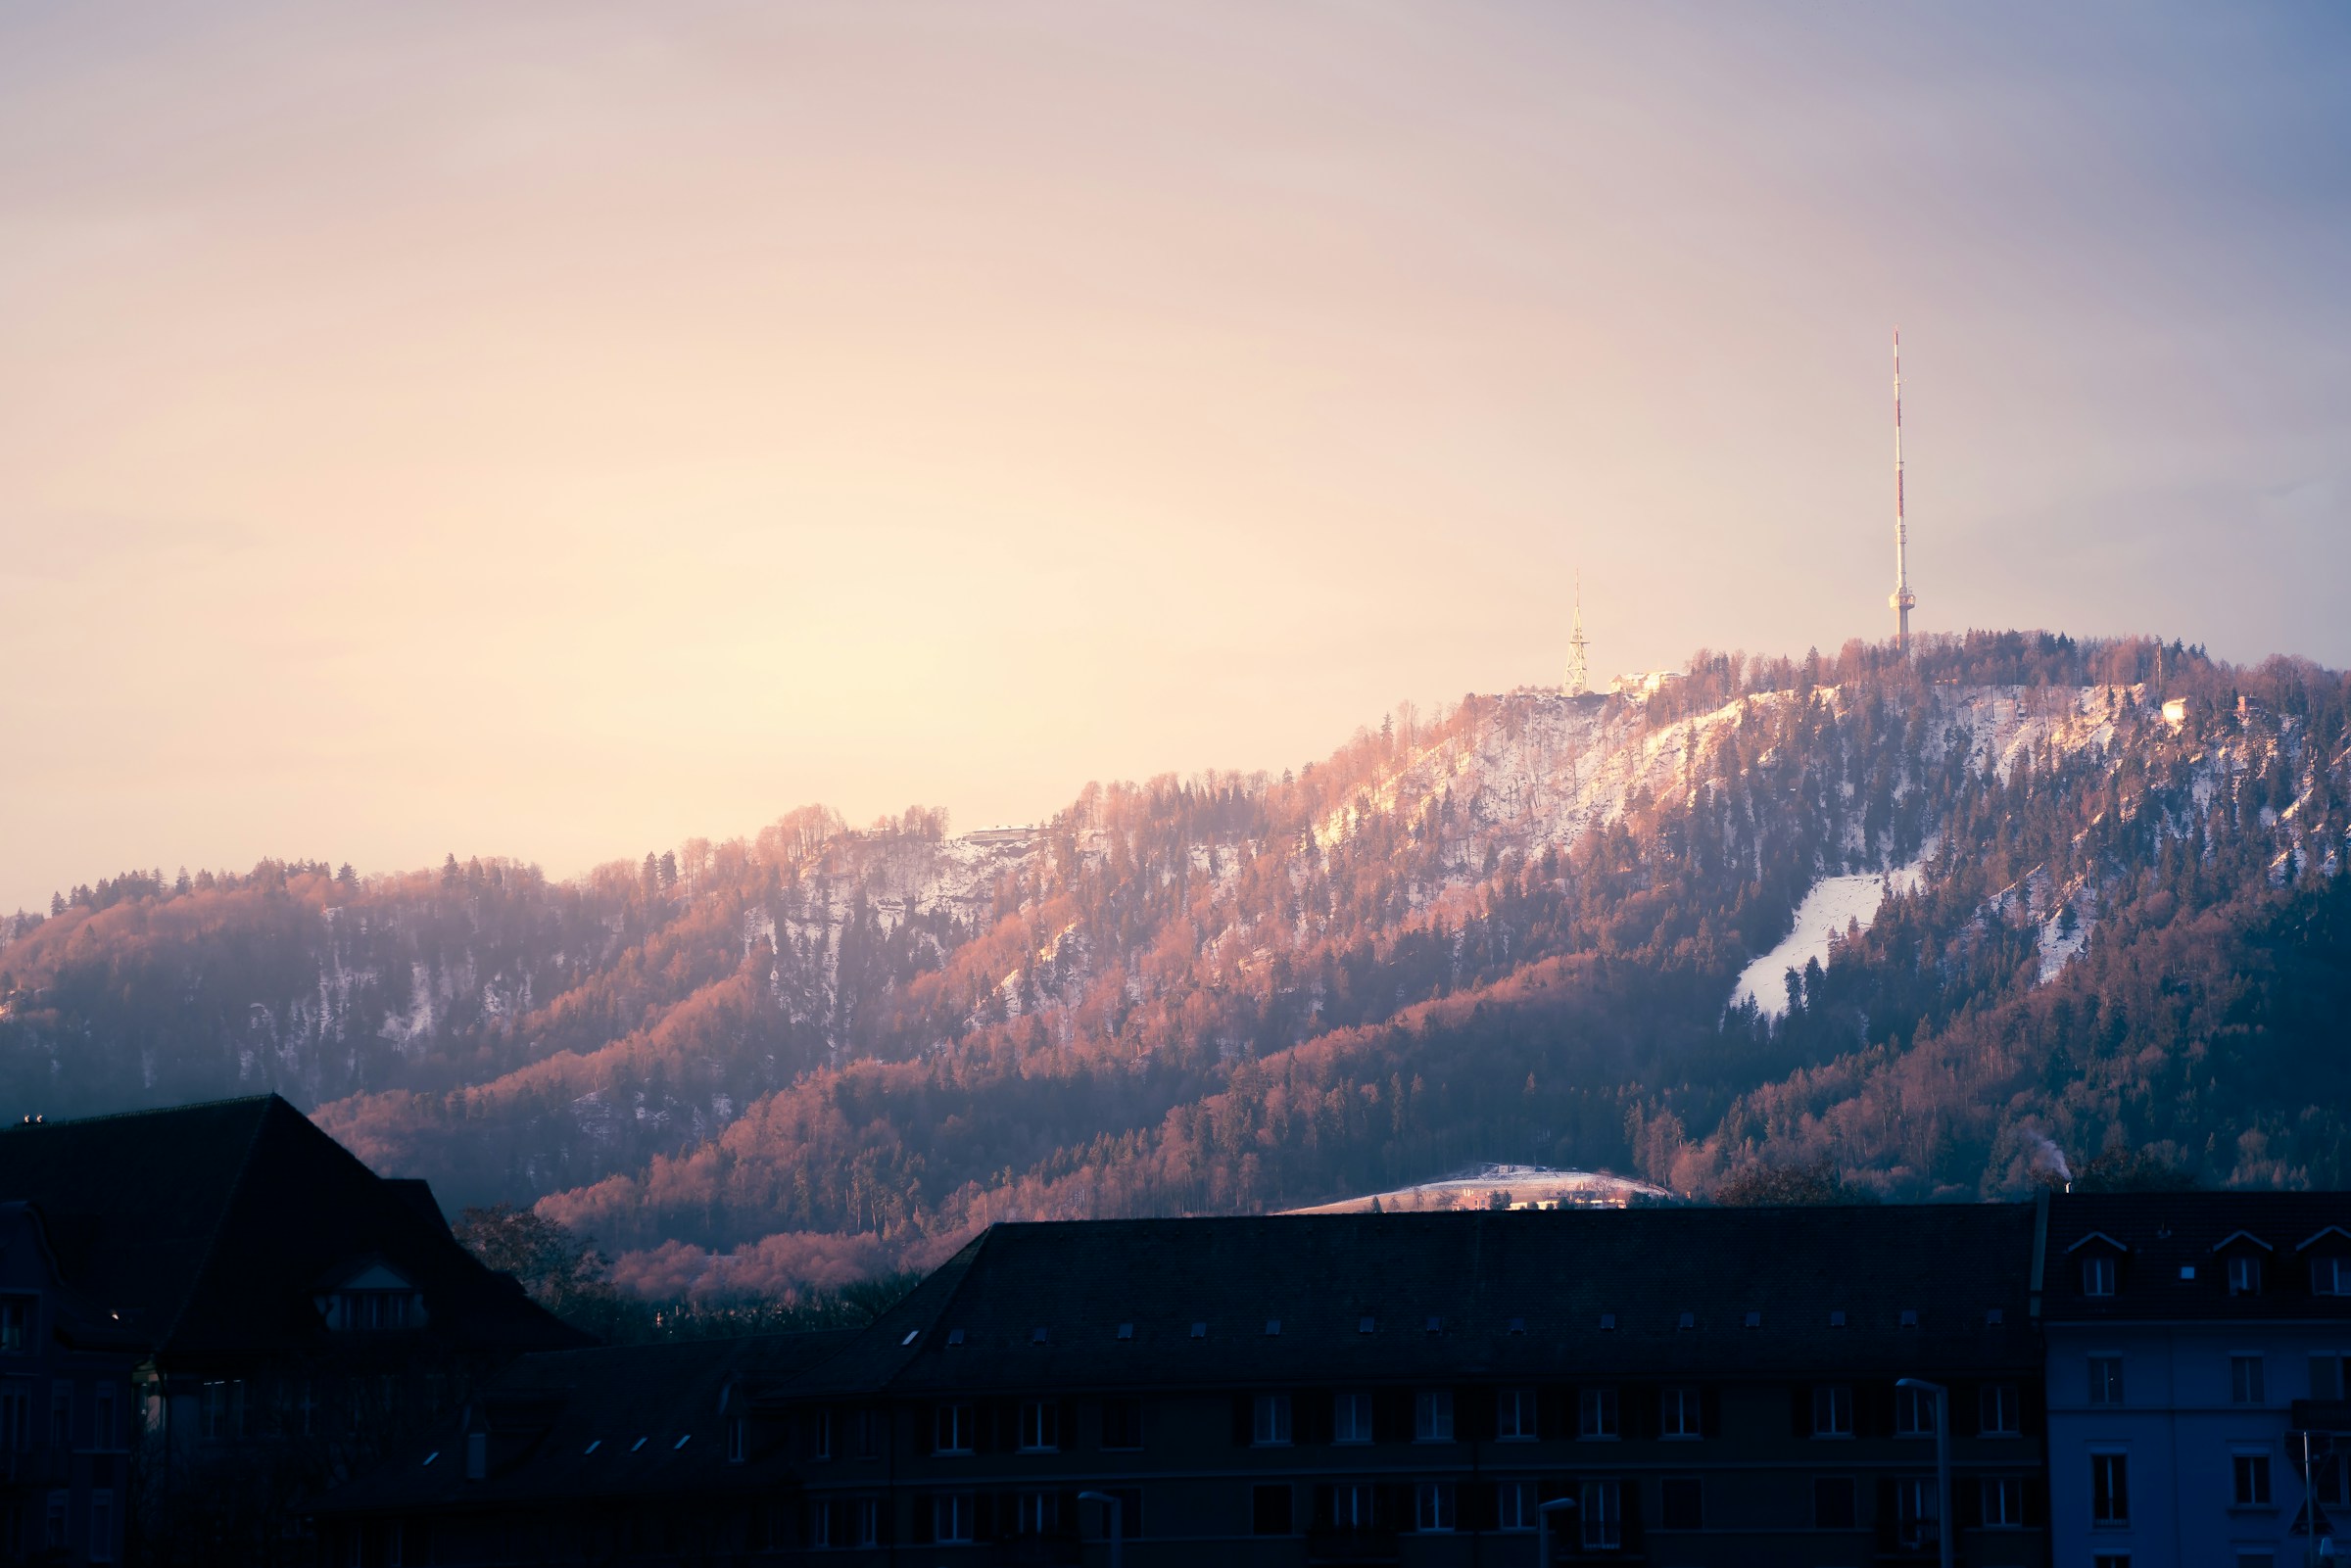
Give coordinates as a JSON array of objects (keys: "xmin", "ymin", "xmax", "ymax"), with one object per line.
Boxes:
[
  {"xmin": 2238, "ymin": 1553, "xmax": 2277, "ymax": 1568},
  {"xmin": 1018, "ymin": 1400, "xmax": 1059, "ymax": 1452},
  {"xmin": 933, "ymin": 1402, "xmax": 973, "ymax": 1455},
  {"xmin": 854, "ymin": 1408, "xmax": 882, "ymax": 1459},
  {"xmin": 1100, "ymin": 1397, "xmax": 1143, "ymax": 1450},
  {"xmin": 2233, "ymin": 1452, "xmax": 2272, "ymax": 1507},
  {"xmin": 1415, "ymin": 1482, "xmax": 1455, "ymax": 1533},
  {"xmin": 1495, "ymin": 1387, "xmax": 1536, "ymax": 1441},
  {"xmin": 855, "ymin": 1498, "xmax": 881, "ymax": 1548},
  {"xmin": 2312, "ymin": 1355, "xmax": 2349, "ymax": 1402},
  {"xmin": 1579, "ymin": 1479, "xmax": 1622, "ymax": 1550},
  {"xmin": 933, "ymin": 1494, "xmax": 974, "ymax": 1544},
  {"xmin": 2314, "ymin": 1258, "xmax": 2350, "ymax": 1297},
  {"xmin": 2092, "ymin": 1556, "xmax": 2132, "ymax": 1568},
  {"xmin": 1813, "ymin": 1477, "xmax": 1856, "ymax": 1529},
  {"xmin": 2084, "ymin": 1255, "xmax": 2117, "ymax": 1296},
  {"xmin": 1812, "ymin": 1383, "xmax": 1853, "ymax": 1437},
  {"xmin": 0, "ymin": 1391, "xmax": 25, "ymax": 1452},
  {"xmin": 2088, "ymin": 1356, "xmax": 2126, "ymax": 1406},
  {"xmin": 1495, "ymin": 1480, "xmax": 1535, "ymax": 1531},
  {"xmin": 1332, "ymin": 1390, "xmax": 1372, "ymax": 1445},
  {"xmin": 809, "ymin": 1501, "xmax": 836, "ymax": 1548},
  {"xmin": 1579, "ymin": 1386, "xmax": 1619, "ymax": 1440},
  {"xmin": 1251, "ymin": 1484, "xmax": 1293, "ymax": 1536},
  {"xmin": 727, "ymin": 1418, "xmax": 745, "ymax": 1464},
  {"xmin": 1660, "ymin": 1477, "xmax": 1703, "ymax": 1531},
  {"xmin": 1327, "ymin": 1483, "xmax": 1374, "ymax": 1529},
  {"xmin": 93, "ymin": 1384, "xmax": 116, "ymax": 1450},
  {"xmin": 1252, "ymin": 1393, "xmax": 1292, "ymax": 1447},
  {"xmin": 1014, "ymin": 1492, "xmax": 1059, "ymax": 1533},
  {"xmin": 1896, "ymin": 1477, "xmax": 1940, "ymax": 1549},
  {"xmin": 811, "ymin": 1406, "xmax": 834, "ymax": 1460},
  {"xmin": 1983, "ymin": 1476, "xmax": 2025, "ymax": 1527},
  {"xmin": 2228, "ymin": 1255, "xmax": 2263, "ymax": 1296},
  {"xmin": 1980, "ymin": 1381, "xmax": 2021, "ymax": 1435},
  {"xmin": 1414, "ymin": 1390, "xmax": 1454, "ymax": 1443},
  {"xmin": 1895, "ymin": 1384, "xmax": 1936, "ymax": 1436},
  {"xmin": 2231, "ymin": 1354, "xmax": 2267, "ymax": 1404},
  {"xmin": 1660, "ymin": 1385, "xmax": 1701, "ymax": 1439},
  {"xmin": 49, "ymin": 1382, "xmax": 71, "ymax": 1449},
  {"xmin": 2092, "ymin": 1451, "xmax": 2131, "ymax": 1525},
  {"xmin": 0, "ymin": 1300, "xmax": 25, "ymax": 1353}
]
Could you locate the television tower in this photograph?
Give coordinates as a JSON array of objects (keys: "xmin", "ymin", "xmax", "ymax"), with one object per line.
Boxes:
[
  {"xmin": 1889, "ymin": 328, "xmax": 1916, "ymax": 650},
  {"xmin": 1564, "ymin": 570, "xmax": 1591, "ymax": 696}
]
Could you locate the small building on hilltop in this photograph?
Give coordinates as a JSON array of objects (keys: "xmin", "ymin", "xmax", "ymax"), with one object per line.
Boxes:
[{"xmin": 0, "ymin": 1095, "xmax": 588, "ymax": 1566}]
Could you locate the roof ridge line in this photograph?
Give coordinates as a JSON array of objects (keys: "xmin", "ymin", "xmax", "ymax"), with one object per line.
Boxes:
[{"xmin": 156, "ymin": 1098, "xmax": 283, "ymax": 1351}]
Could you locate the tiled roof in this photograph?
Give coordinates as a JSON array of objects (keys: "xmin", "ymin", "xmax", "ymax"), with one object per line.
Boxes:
[
  {"xmin": 315, "ymin": 1329, "xmax": 856, "ymax": 1514},
  {"xmin": 797, "ymin": 1205, "xmax": 2043, "ymax": 1396},
  {"xmin": 0, "ymin": 1095, "xmax": 586, "ymax": 1357},
  {"xmin": 2042, "ymin": 1191, "xmax": 2351, "ymax": 1321}
]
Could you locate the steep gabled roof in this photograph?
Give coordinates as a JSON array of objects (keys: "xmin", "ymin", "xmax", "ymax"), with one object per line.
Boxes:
[
  {"xmin": 2044, "ymin": 1193, "xmax": 2351, "ymax": 1321},
  {"xmin": 0, "ymin": 1095, "xmax": 585, "ymax": 1358}
]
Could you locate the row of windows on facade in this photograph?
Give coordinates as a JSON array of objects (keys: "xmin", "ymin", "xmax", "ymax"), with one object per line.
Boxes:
[
  {"xmin": 2081, "ymin": 1447, "xmax": 2351, "ymax": 1528},
  {"xmin": 2081, "ymin": 1351, "xmax": 2351, "ymax": 1406},
  {"xmin": 855, "ymin": 1383, "xmax": 2030, "ymax": 1457},
  {"xmin": 8, "ymin": 1487, "xmax": 117, "ymax": 1563},
  {"xmin": 800, "ymin": 1473, "xmax": 2038, "ymax": 1549},
  {"xmin": 175, "ymin": 1373, "xmax": 432, "ymax": 1443},
  {"xmin": 949, "ymin": 1307, "xmax": 1991, "ymax": 1346},
  {"xmin": 2081, "ymin": 1250, "xmax": 2351, "ymax": 1297},
  {"xmin": 0, "ymin": 1379, "xmax": 126, "ymax": 1453}
]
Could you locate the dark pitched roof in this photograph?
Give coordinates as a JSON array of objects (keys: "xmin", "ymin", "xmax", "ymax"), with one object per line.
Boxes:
[
  {"xmin": 315, "ymin": 1330, "xmax": 856, "ymax": 1516},
  {"xmin": 798, "ymin": 1206, "xmax": 2042, "ymax": 1397},
  {"xmin": 0, "ymin": 1095, "xmax": 586, "ymax": 1358},
  {"xmin": 2043, "ymin": 1191, "xmax": 2351, "ymax": 1322}
]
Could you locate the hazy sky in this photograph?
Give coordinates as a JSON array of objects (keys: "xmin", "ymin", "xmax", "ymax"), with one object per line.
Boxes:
[{"xmin": 4, "ymin": 3, "xmax": 2347, "ymax": 910}]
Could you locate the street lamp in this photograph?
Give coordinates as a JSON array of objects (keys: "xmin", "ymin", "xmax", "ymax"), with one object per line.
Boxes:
[
  {"xmin": 1896, "ymin": 1378, "xmax": 1952, "ymax": 1568},
  {"xmin": 1535, "ymin": 1495, "xmax": 1575, "ymax": 1566},
  {"xmin": 1078, "ymin": 1491, "xmax": 1123, "ymax": 1568}
]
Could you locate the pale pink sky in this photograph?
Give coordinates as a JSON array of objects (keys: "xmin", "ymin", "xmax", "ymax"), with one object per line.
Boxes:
[{"xmin": 4, "ymin": 3, "xmax": 2345, "ymax": 910}]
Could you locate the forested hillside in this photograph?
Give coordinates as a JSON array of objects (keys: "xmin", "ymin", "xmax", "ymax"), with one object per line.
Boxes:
[{"xmin": 4, "ymin": 632, "xmax": 2345, "ymax": 1299}]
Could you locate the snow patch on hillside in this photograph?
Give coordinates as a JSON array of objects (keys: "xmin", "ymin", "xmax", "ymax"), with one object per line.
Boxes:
[{"xmin": 1731, "ymin": 856, "xmax": 1929, "ymax": 1021}]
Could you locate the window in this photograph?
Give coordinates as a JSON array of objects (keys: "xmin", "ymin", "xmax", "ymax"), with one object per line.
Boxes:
[
  {"xmin": 1895, "ymin": 1477, "xmax": 1940, "ymax": 1549},
  {"xmin": 89, "ymin": 1489, "xmax": 114, "ymax": 1563},
  {"xmin": 1018, "ymin": 1400, "xmax": 1059, "ymax": 1452},
  {"xmin": 2228, "ymin": 1255, "xmax": 2264, "ymax": 1297},
  {"xmin": 2232, "ymin": 1452, "xmax": 2272, "ymax": 1507},
  {"xmin": 0, "ymin": 1299, "xmax": 25, "ymax": 1353},
  {"xmin": 2092, "ymin": 1556, "xmax": 2132, "ymax": 1568},
  {"xmin": 2314, "ymin": 1257, "xmax": 2350, "ymax": 1297},
  {"xmin": 92, "ymin": 1383, "xmax": 116, "ymax": 1449},
  {"xmin": 1580, "ymin": 1479, "xmax": 1622, "ymax": 1550},
  {"xmin": 2238, "ymin": 1554, "xmax": 2277, "ymax": 1568},
  {"xmin": 1251, "ymin": 1485, "xmax": 1293, "ymax": 1536},
  {"xmin": 1812, "ymin": 1383, "xmax": 1853, "ymax": 1438},
  {"xmin": 727, "ymin": 1418, "xmax": 745, "ymax": 1464},
  {"xmin": 0, "ymin": 1390, "xmax": 26, "ymax": 1452},
  {"xmin": 1414, "ymin": 1390, "xmax": 1454, "ymax": 1443},
  {"xmin": 1014, "ymin": 1492, "xmax": 1059, "ymax": 1534},
  {"xmin": 1495, "ymin": 1480, "xmax": 1535, "ymax": 1531},
  {"xmin": 854, "ymin": 1408, "xmax": 882, "ymax": 1459},
  {"xmin": 2231, "ymin": 1354, "xmax": 2267, "ymax": 1404},
  {"xmin": 1579, "ymin": 1386, "xmax": 1620, "ymax": 1439},
  {"xmin": 1332, "ymin": 1391, "xmax": 1371, "ymax": 1445},
  {"xmin": 1660, "ymin": 1477, "xmax": 1703, "ymax": 1531},
  {"xmin": 43, "ymin": 1493, "xmax": 65, "ymax": 1550},
  {"xmin": 1813, "ymin": 1476, "xmax": 1856, "ymax": 1529},
  {"xmin": 811, "ymin": 1406, "xmax": 834, "ymax": 1460},
  {"xmin": 1660, "ymin": 1385, "xmax": 1701, "ymax": 1439},
  {"xmin": 1980, "ymin": 1381, "xmax": 2020, "ymax": 1435},
  {"xmin": 854, "ymin": 1499, "xmax": 881, "ymax": 1548},
  {"xmin": 1101, "ymin": 1397, "xmax": 1143, "ymax": 1450},
  {"xmin": 2092, "ymin": 1451, "xmax": 2131, "ymax": 1525},
  {"xmin": 1326, "ymin": 1483, "xmax": 1375, "ymax": 1528},
  {"xmin": 809, "ymin": 1504, "xmax": 837, "ymax": 1549},
  {"xmin": 2084, "ymin": 1255, "xmax": 2118, "ymax": 1296},
  {"xmin": 932, "ymin": 1493, "xmax": 974, "ymax": 1544},
  {"xmin": 2088, "ymin": 1355, "xmax": 2126, "ymax": 1405},
  {"xmin": 933, "ymin": 1402, "xmax": 973, "ymax": 1455},
  {"xmin": 1415, "ymin": 1482, "xmax": 1455, "ymax": 1533},
  {"xmin": 50, "ymin": 1382, "xmax": 71, "ymax": 1448},
  {"xmin": 1895, "ymin": 1384, "xmax": 1936, "ymax": 1437},
  {"xmin": 2313, "ymin": 1354, "xmax": 2350, "ymax": 1401},
  {"xmin": 1982, "ymin": 1476, "xmax": 2025, "ymax": 1527},
  {"xmin": 1496, "ymin": 1386, "xmax": 1536, "ymax": 1441},
  {"xmin": 1252, "ymin": 1393, "xmax": 1292, "ymax": 1447}
]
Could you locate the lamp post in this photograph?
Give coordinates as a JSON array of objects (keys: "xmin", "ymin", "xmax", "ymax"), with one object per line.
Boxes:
[
  {"xmin": 1535, "ymin": 1495, "xmax": 1575, "ymax": 1567},
  {"xmin": 1078, "ymin": 1491, "xmax": 1122, "ymax": 1568},
  {"xmin": 1896, "ymin": 1378, "xmax": 1952, "ymax": 1568}
]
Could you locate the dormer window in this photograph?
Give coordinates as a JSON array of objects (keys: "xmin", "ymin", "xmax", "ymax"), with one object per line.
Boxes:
[
  {"xmin": 2314, "ymin": 1257, "xmax": 2350, "ymax": 1297},
  {"xmin": 313, "ymin": 1262, "xmax": 428, "ymax": 1333},
  {"xmin": 2083, "ymin": 1256, "xmax": 2117, "ymax": 1297},
  {"xmin": 2227, "ymin": 1255, "xmax": 2263, "ymax": 1297}
]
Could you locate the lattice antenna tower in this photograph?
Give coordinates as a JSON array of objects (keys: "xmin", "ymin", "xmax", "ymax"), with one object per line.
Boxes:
[
  {"xmin": 1889, "ymin": 328, "xmax": 1917, "ymax": 650},
  {"xmin": 1564, "ymin": 570, "xmax": 1591, "ymax": 697}
]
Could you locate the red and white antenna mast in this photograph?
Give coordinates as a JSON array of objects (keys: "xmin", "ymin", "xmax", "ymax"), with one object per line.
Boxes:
[{"xmin": 1889, "ymin": 328, "xmax": 1916, "ymax": 650}]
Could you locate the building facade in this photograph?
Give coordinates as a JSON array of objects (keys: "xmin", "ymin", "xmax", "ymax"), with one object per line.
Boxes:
[{"xmin": 2040, "ymin": 1191, "xmax": 2351, "ymax": 1568}]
